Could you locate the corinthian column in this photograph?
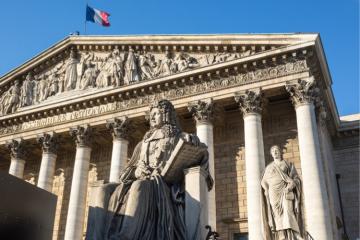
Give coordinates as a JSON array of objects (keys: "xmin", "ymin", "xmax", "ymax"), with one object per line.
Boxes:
[
  {"xmin": 7, "ymin": 139, "xmax": 26, "ymax": 179},
  {"xmin": 64, "ymin": 125, "xmax": 92, "ymax": 240},
  {"xmin": 235, "ymin": 89, "xmax": 265, "ymax": 240},
  {"xmin": 188, "ymin": 98, "xmax": 216, "ymax": 230},
  {"xmin": 37, "ymin": 132, "xmax": 58, "ymax": 191},
  {"xmin": 106, "ymin": 117, "xmax": 131, "ymax": 183},
  {"xmin": 286, "ymin": 77, "xmax": 332, "ymax": 239}
]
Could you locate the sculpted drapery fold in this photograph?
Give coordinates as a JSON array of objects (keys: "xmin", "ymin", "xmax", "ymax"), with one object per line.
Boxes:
[{"xmin": 261, "ymin": 145, "xmax": 305, "ymax": 240}]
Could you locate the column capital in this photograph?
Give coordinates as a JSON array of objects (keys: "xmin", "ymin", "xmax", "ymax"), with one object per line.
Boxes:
[
  {"xmin": 106, "ymin": 116, "xmax": 132, "ymax": 140},
  {"xmin": 234, "ymin": 88, "xmax": 263, "ymax": 116},
  {"xmin": 285, "ymin": 76, "xmax": 320, "ymax": 108},
  {"xmin": 37, "ymin": 132, "xmax": 58, "ymax": 154},
  {"xmin": 6, "ymin": 138, "xmax": 25, "ymax": 160},
  {"xmin": 69, "ymin": 124, "xmax": 92, "ymax": 148},
  {"xmin": 188, "ymin": 98, "xmax": 214, "ymax": 125}
]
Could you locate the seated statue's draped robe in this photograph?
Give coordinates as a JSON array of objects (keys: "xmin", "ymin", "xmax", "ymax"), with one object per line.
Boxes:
[
  {"xmin": 86, "ymin": 126, "xmax": 208, "ymax": 240},
  {"xmin": 261, "ymin": 161, "xmax": 304, "ymax": 240}
]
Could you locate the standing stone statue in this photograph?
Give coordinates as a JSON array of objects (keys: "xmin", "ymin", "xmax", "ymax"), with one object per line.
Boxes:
[
  {"xmin": 20, "ymin": 72, "xmax": 34, "ymax": 107},
  {"xmin": 261, "ymin": 145, "xmax": 304, "ymax": 240},
  {"xmin": 64, "ymin": 49, "xmax": 79, "ymax": 91},
  {"xmin": 86, "ymin": 99, "xmax": 212, "ymax": 240}
]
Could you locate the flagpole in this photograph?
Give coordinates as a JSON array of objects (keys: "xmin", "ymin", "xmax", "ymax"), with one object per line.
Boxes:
[{"xmin": 84, "ymin": 1, "xmax": 88, "ymax": 35}]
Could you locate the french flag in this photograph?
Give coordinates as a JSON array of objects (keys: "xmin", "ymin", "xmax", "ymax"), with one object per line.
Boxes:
[{"xmin": 86, "ymin": 5, "xmax": 110, "ymax": 27}]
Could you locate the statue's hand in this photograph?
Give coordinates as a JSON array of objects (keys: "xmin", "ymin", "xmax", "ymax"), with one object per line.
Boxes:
[
  {"xmin": 286, "ymin": 179, "xmax": 295, "ymax": 192},
  {"xmin": 182, "ymin": 133, "xmax": 200, "ymax": 147},
  {"xmin": 135, "ymin": 165, "xmax": 151, "ymax": 179},
  {"xmin": 150, "ymin": 168, "xmax": 161, "ymax": 177}
]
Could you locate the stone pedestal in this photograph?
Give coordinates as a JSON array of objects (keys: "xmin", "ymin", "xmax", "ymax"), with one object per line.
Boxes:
[
  {"xmin": 184, "ymin": 166, "xmax": 208, "ymax": 240},
  {"xmin": 235, "ymin": 89, "xmax": 265, "ymax": 240},
  {"xmin": 64, "ymin": 125, "xmax": 92, "ymax": 240}
]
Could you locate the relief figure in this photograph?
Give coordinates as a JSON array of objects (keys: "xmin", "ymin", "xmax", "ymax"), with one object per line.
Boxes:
[
  {"xmin": 4, "ymin": 80, "xmax": 21, "ymax": 114},
  {"xmin": 124, "ymin": 48, "xmax": 140, "ymax": 84},
  {"xmin": 20, "ymin": 73, "xmax": 34, "ymax": 107},
  {"xmin": 80, "ymin": 62, "xmax": 98, "ymax": 90},
  {"xmin": 37, "ymin": 75, "xmax": 49, "ymax": 102},
  {"xmin": 64, "ymin": 49, "xmax": 79, "ymax": 91},
  {"xmin": 138, "ymin": 52, "xmax": 154, "ymax": 80}
]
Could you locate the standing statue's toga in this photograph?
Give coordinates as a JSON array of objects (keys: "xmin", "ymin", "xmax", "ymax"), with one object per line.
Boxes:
[
  {"xmin": 261, "ymin": 145, "xmax": 305, "ymax": 240},
  {"xmin": 86, "ymin": 99, "xmax": 212, "ymax": 240}
]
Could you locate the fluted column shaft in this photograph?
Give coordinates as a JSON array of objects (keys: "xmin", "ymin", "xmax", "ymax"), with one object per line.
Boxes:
[
  {"xmin": 37, "ymin": 132, "xmax": 58, "ymax": 191},
  {"xmin": 188, "ymin": 99, "xmax": 216, "ymax": 230},
  {"xmin": 109, "ymin": 138, "xmax": 128, "ymax": 182},
  {"xmin": 107, "ymin": 117, "xmax": 131, "ymax": 183},
  {"xmin": 9, "ymin": 158, "xmax": 25, "ymax": 178},
  {"xmin": 235, "ymin": 89, "xmax": 265, "ymax": 240},
  {"xmin": 286, "ymin": 78, "xmax": 332, "ymax": 239},
  {"xmin": 64, "ymin": 125, "xmax": 92, "ymax": 240},
  {"xmin": 7, "ymin": 139, "xmax": 26, "ymax": 179},
  {"xmin": 38, "ymin": 152, "xmax": 57, "ymax": 190}
]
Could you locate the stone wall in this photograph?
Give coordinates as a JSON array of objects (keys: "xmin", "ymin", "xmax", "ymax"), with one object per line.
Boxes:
[{"xmin": 334, "ymin": 134, "xmax": 360, "ymax": 240}]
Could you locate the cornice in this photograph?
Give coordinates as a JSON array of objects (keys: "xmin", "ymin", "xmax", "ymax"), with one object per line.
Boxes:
[{"xmin": 313, "ymin": 35, "xmax": 341, "ymax": 130}]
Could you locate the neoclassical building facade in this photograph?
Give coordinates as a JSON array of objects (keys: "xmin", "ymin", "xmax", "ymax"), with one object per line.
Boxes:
[{"xmin": 0, "ymin": 34, "xmax": 358, "ymax": 240}]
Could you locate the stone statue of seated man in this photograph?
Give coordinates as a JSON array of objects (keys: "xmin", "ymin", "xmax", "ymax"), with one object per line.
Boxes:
[{"xmin": 86, "ymin": 99, "xmax": 213, "ymax": 240}]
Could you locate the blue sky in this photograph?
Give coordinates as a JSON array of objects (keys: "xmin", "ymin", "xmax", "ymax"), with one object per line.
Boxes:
[{"xmin": 0, "ymin": 0, "xmax": 358, "ymax": 115}]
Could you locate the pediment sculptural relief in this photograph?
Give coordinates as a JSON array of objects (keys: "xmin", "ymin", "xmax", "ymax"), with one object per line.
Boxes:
[{"xmin": 0, "ymin": 46, "xmax": 253, "ymax": 116}]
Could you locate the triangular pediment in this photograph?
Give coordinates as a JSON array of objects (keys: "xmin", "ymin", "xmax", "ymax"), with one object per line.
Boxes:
[{"xmin": 0, "ymin": 34, "xmax": 320, "ymax": 117}]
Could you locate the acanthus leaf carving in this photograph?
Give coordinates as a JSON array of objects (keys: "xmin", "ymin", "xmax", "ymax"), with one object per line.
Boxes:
[
  {"xmin": 69, "ymin": 124, "xmax": 92, "ymax": 148},
  {"xmin": 37, "ymin": 132, "xmax": 59, "ymax": 154},
  {"xmin": 234, "ymin": 88, "xmax": 263, "ymax": 115},
  {"xmin": 285, "ymin": 76, "xmax": 320, "ymax": 107},
  {"xmin": 187, "ymin": 98, "xmax": 214, "ymax": 124},
  {"xmin": 6, "ymin": 138, "xmax": 26, "ymax": 160},
  {"xmin": 106, "ymin": 116, "xmax": 132, "ymax": 140}
]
